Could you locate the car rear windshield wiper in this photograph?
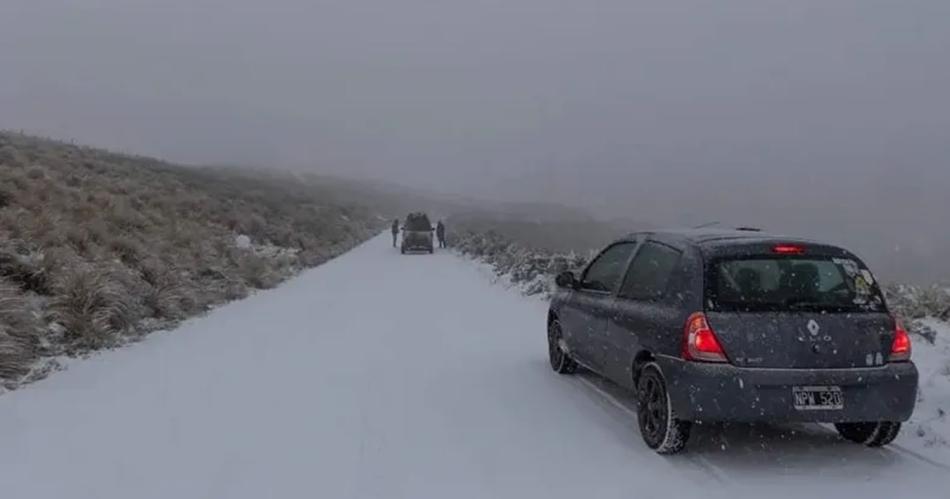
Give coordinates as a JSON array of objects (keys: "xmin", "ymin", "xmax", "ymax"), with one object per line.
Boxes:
[
  {"xmin": 784, "ymin": 298, "xmax": 825, "ymax": 308},
  {"xmin": 783, "ymin": 299, "xmax": 866, "ymax": 312}
]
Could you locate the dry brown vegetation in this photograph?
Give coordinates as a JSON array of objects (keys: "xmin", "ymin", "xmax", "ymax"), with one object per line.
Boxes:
[{"xmin": 0, "ymin": 132, "xmax": 384, "ymax": 385}]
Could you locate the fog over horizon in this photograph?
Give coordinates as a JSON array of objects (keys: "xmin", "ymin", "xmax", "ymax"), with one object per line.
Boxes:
[{"xmin": 2, "ymin": 0, "xmax": 949, "ymax": 280}]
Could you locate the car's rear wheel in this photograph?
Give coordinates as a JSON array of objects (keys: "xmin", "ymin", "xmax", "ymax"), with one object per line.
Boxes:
[
  {"xmin": 637, "ymin": 363, "xmax": 690, "ymax": 454},
  {"xmin": 547, "ymin": 320, "xmax": 576, "ymax": 374},
  {"xmin": 834, "ymin": 422, "xmax": 902, "ymax": 447}
]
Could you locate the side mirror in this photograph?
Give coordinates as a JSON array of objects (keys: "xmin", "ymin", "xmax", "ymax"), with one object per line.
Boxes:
[{"xmin": 555, "ymin": 271, "xmax": 577, "ymax": 289}]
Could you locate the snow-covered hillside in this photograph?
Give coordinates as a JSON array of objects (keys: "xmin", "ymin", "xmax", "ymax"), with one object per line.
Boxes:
[
  {"xmin": 0, "ymin": 234, "xmax": 947, "ymax": 498},
  {"xmin": 0, "ymin": 132, "xmax": 383, "ymax": 386}
]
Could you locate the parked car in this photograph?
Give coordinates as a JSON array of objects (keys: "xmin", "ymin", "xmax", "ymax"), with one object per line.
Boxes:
[
  {"xmin": 401, "ymin": 212, "xmax": 434, "ymax": 254},
  {"xmin": 547, "ymin": 228, "xmax": 917, "ymax": 454}
]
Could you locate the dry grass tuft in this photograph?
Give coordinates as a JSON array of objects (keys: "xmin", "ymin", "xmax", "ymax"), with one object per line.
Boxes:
[
  {"xmin": 0, "ymin": 280, "xmax": 41, "ymax": 379},
  {"xmin": 50, "ymin": 269, "xmax": 136, "ymax": 349}
]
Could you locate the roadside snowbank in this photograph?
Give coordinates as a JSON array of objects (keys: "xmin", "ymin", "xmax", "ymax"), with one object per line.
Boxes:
[
  {"xmin": 905, "ymin": 319, "xmax": 950, "ymax": 460},
  {"xmin": 452, "ymin": 229, "xmax": 588, "ymax": 297}
]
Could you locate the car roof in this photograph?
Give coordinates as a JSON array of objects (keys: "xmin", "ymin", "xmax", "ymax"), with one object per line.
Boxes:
[
  {"xmin": 621, "ymin": 228, "xmax": 843, "ymax": 249},
  {"xmin": 621, "ymin": 228, "xmax": 800, "ymax": 243},
  {"xmin": 615, "ymin": 228, "xmax": 861, "ymax": 261}
]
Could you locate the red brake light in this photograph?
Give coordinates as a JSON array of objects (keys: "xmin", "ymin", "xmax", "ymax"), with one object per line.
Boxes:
[
  {"xmin": 682, "ymin": 312, "xmax": 728, "ymax": 363},
  {"xmin": 889, "ymin": 319, "xmax": 911, "ymax": 362},
  {"xmin": 772, "ymin": 244, "xmax": 806, "ymax": 255}
]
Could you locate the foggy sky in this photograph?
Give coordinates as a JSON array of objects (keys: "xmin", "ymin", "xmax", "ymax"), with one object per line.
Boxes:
[{"xmin": 3, "ymin": 0, "xmax": 950, "ymax": 271}]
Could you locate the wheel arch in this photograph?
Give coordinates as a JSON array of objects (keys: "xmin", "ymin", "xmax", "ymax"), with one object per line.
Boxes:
[{"xmin": 631, "ymin": 350, "xmax": 656, "ymax": 386}]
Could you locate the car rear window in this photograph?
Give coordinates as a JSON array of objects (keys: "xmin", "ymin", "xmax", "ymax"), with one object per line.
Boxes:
[
  {"xmin": 706, "ymin": 255, "xmax": 886, "ymax": 313},
  {"xmin": 404, "ymin": 216, "xmax": 432, "ymax": 231}
]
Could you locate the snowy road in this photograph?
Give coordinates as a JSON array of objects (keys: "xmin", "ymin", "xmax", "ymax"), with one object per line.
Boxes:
[{"xmin": 1, "ymin": 234, "xmax": 947, "ymax": 498}]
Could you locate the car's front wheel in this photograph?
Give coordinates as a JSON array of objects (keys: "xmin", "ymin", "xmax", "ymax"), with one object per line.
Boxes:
[
  {"xmin": 547, "ymin": 320, "xmax": 576, "ymax": 374},
  {"xmin": 637, "ymin": 363, "xmax": 691, "ymax": 454},
  {"xmin": 835, "ymin": 422, "xmax": 902, "ymax": 447}
]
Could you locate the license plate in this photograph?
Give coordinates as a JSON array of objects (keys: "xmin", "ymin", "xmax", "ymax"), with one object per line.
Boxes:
[{"xmin": 792, "ymin": 386, "xmax": 843, "ymax": 410}]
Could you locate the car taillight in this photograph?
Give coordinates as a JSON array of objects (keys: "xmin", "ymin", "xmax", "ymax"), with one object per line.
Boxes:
[
  {"xmin": 682, "ymin": 312, "xmax": 728, "ymax": 363},
  {"xmin": 889, "ymin": 319, "xmax": 911, "ymax": 362}
]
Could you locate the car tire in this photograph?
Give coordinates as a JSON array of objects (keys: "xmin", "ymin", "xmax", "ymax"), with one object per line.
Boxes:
[
  {"xmin": 834, "ymin": 422, "xmax": 902, "ymax": 447},
  {"xmin": 636, "ymin": 363, "xmax": 691, "ymax": 454},
  {"xmin": 547, "ymin": 320, "xmax": 577, "ymax": 374}
]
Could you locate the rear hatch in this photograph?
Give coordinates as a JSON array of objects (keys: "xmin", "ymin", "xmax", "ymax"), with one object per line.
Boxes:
[
  {"xmin": 404, "ymin": 231, "xmax": 432, "ymax": 245},
  {"xmin": 703, "ymin": 243, "xmax": 893, "ymax": 369}
]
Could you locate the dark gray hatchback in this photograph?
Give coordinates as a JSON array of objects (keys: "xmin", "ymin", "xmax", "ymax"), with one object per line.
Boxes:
[{"xmin": 547, "ymin": 229, "xmax": 917, "ymax": 454}]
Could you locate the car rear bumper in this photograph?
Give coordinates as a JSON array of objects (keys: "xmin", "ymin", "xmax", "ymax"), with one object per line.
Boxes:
[
  {"xmin": 657, "ymin": 356, "xmax": 918, "ymax": 423},
  {"xmin": 402, "ymin": 243, "xmax": 433, "ymax": 250},
  {"xmin": 402, "ymin": 233, "xmax": 433, "ymax": 250}
]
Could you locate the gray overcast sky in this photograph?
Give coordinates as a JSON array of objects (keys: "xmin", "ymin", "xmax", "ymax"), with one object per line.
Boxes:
[{"xmin": 2, "ymin": 0, "xmax": 950, "ymax": 274}]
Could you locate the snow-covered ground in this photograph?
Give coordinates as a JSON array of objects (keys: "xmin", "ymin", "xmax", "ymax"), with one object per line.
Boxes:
[
  {"xmin": 0, "ymin": 233, "xmax": 947, "ymax": 498},
  {"xmin": 907, "ymin": 318, "xmax": 950, "ymax": 456}
]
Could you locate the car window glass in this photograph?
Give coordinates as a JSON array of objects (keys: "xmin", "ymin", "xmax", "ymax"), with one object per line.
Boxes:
[
  {"xmin": 619, "ymin": 242, "xmax": 681, "ymax": 301},
  {"xmin": 817, "ymin": 263, "xmax": 845, "ymax": 291},
  {"xmin": 404, "ymin": 214, "xmax": 432, "ymax": 231},
  {"xmin": 708, "ymin": 256, "xmax": 886, "ymax": 313},
  {"xmin": 581, "ymin": 243, "xmax": 636, "ymax": 293}
]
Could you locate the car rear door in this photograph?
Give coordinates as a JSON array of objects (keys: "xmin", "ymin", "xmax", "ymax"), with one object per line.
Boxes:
[
  {"xmin": 558, "ymin": 242, "xmax": 637, "ymax": 372},
  {"xmin": 603, "ymin": 240, "xmax": 684, "ymax": 389}
]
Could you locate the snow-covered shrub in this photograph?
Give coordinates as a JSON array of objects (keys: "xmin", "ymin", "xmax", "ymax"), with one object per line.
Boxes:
[
  {"xmin": 453, "ymin": 229, "xmax": 590, "ymax": 297},
  {"xmin": 235, "ymin": 234, "xmax": 252, "ymax": 249},
  {"xmin": 26, "ymin": 166, "xmax": 46, "ymax": 180},
  {"xmin": 885, "ymin": 284, "xmax": 950, "ymax": 322},
  {"xmin": 50, "ymin": 268, "xmax": 137, "ymax": 349},
  {"xmin": 138, "ymin": 258, "xmax": 188, "ymax": 320},
  {"xmin": 0, "ymin": 186, "xmax": 12, "ymax": 209},
  {"xmin": 233, "ymin": 251, "xmax": 280, "ymax": 290},
  {"xmin": 883, "ymin": 284, "xmax": 950, "ymax": 344},
  {"xmin": 2, "ymin": 242, "xmax": 85, "ymax": 299},
  {"xmin": 107, "ymin": 234, "xmax": 145, "ymax": 266},
  {"xmin": 0, "ymin": 279, "xmax": 40, "ymax": 380}
]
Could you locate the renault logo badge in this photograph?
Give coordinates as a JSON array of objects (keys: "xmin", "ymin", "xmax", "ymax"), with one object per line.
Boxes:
[{"xmin": 807, "ymin": 319, "xmax": 820, "ymax": 336}]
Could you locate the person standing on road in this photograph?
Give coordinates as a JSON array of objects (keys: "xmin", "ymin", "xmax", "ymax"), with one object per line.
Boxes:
[
  {"xmin": 391, "ymin": 219, "xmax": 399, "ymax": 247},
  {"xmin": 436, "ymin": 220, "xmax": 446, "ymax": 249}
]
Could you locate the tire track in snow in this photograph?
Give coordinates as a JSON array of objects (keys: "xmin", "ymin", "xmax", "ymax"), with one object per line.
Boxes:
[
  {"xmin": 571, "ymin": 375, "xmax": 729, "ymax": 485},
  {"xmin": 808, "ymin": 423, "xmax": 950, "ymax": 471},
  {"xmin": 890, "ymin": 444, "xmax": 950, "ymax": 470},
  {"xmin": 808, "ymin": 420, "xmax": 950, "ymax": 472},
  {"xmin": 579, "ymin": 371, "xmax": 950, "ymax": 476}
]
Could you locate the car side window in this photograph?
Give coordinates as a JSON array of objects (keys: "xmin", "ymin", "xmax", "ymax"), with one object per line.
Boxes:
[
  {"xmin": 619, "ymin": 241, "xmax": 681, "ymax": 301},
  {"xmin": 580, "ymin": 243, "xmax": 637, "ymax": 293}
]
